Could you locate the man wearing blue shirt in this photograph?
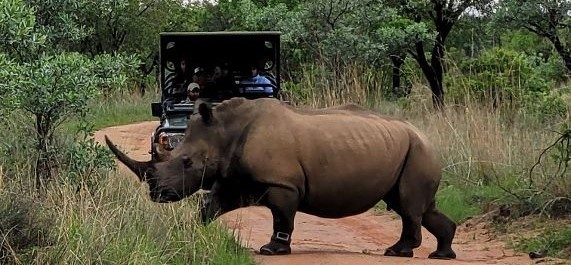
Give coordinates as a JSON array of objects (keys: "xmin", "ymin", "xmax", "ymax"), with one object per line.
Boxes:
[{"xmin": 240, "ymin": 64, "xmax": 273, "ymax": 96}]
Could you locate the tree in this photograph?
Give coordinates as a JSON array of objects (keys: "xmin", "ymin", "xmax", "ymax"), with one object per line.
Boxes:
[
  {"xmin": 390, "ymin": 0, "xmax": 493, "ymax": 109},
  {"xmin": 25, "ymin": 0, "xmax": 92, "ymax": 53},
  {"xmin": 234, "ymin": 0, "xmax": 434, "ymax": 96},
  {"xmin": 358, "ymin": 5, "xmax": 432, "ymax": 97},
  {"xmin": 492, "ymin": 0, "xmax": 571, "ymax": 72},
  {"xmin": 79, "ymin": 0, "xmax": 194, "ymax": 95},
  {"xmin": 1, "ymin": 0, "xmax": 137, "ymax": 187},
  {"xmin": 24, "ymin": 0, "xmax": 197, "ymax": 96}
]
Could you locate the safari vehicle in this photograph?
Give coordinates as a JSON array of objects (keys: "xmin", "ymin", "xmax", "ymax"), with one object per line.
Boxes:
[{"xmin": 149, "ymin": 31, "xmax": 283, "ymax": 160}]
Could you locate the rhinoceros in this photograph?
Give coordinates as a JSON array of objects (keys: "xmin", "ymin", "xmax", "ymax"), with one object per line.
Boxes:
[{"xmin": 104, "ymin": 97, "xmax": 457, "ymax": 259}]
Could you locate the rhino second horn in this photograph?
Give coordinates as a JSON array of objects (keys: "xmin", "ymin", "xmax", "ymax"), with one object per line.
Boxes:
[{"xmin": 104, "ymin": 135, "xmax": 152, "ymax": 181}]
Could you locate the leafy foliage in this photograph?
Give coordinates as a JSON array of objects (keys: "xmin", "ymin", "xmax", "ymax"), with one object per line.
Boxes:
[
  {"xmin": 448, "ymin": 47, "xmax": 567, "ymax": 120},
  {"xmin": 492, "ymin": 0, "xmax": 571, "ymax": 71},
  {"xmin": 17, "ymin": 53, "xmax": 96, "ymax": 120},
  {"xmin": 58, "ymin": 133, "xmax": 115, "ymax": 192},
  {"xmin": 0, "ymin": 0, "xmax": 46, "ymax": 59},
  {"xmin": 0, "ymin": 0, "xmax": 570, "ymax": 261},
  {"xmin": 0, "ymin": 55, "xmax": 22, "ymax": 114}
]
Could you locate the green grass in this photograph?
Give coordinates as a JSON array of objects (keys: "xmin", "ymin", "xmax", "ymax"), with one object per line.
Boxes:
[
  {"xmin": 435, "ymin": 185, "xmax": 482, "ymax": 224},
  {"xmin": 435, "ymin": 183, "xmax": 518, "ymax": 224},
  {"xmin": 2, "ymin": 62, "xmax": 570, "ymax": 263},
  {"xmin": 88, "ymin": 93, "xmax": 157, "ymax": 130},
  {"xmin": 374, "ymin": 184, "xmax": 505, "ymax": 224},
  {"xmin": 510, "ymin": 221, "xmax": 571, "ymax": 259},
  {"xmin": 63, "ymin": 91, "xmax": 159, "ymax": 132}
]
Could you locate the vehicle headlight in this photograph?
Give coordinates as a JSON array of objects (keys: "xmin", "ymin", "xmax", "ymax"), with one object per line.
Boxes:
[{"xmin": 158, "ymin": 132, "xmax": 186, "ymax": 150}]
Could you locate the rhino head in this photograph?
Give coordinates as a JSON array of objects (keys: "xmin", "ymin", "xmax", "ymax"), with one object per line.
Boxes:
[{"xmin": 105, "ymin": 103, "xmax": 227, "ymax": 203}]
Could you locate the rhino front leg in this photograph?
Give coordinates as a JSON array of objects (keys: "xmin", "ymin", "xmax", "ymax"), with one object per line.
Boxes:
[
  {"xmin": 260, "ymin": 186, "xmax": 299, "ymax": 255},
  {"xmin": 199, "ymin": 194, "xmax": 219, "ymax": 225},
  {"xmin": 199, "ymin": 181, "xmax": 241, "ymax": 225}
]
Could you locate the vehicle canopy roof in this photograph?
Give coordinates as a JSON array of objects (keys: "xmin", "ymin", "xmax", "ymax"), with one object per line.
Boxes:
[{"xmin": 159, "ymin": 31, "xmax": 281, "ymax": 98}]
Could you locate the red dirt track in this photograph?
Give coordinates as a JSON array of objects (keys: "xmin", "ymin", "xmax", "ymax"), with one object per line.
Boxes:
[{"xmin": 95, "ymin": 121, "xmax": 567, "ymax": 265}]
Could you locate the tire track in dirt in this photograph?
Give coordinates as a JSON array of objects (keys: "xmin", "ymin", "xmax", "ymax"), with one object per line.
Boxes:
[{"xmin": 95, "ymin": 121, "xmax": 567, "ymax": 265}]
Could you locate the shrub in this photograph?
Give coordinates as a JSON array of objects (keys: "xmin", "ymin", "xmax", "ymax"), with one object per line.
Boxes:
[
  {"xmin": 448, "ymin": 47, "xmax": 568, "ymax": 121},
  {"xmin": 57, "ymin": 132, "xmax": 115, "ymax": 193}
]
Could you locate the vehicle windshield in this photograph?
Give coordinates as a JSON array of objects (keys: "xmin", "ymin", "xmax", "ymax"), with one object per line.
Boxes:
[{"xmin": 166, "ymin": 114, "xmax": 189, "ymax": 127}]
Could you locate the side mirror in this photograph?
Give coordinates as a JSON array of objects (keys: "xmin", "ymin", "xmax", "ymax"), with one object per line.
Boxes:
[{"xmin": 151, "ymin": 102, "xmax": 163, "ymax": 117}]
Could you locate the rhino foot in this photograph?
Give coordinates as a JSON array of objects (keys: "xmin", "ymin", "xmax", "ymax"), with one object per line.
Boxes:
[
  {"xmin": 428, "ymin": 249, "xmax": 456, "ymax": 260},
  {"xmin": 259, "ymin": 241, "xmax": 291, "ymax": 255},
  {"xmin": 384, "ymin": 247, "xmax": 413, "ymax": 258}
]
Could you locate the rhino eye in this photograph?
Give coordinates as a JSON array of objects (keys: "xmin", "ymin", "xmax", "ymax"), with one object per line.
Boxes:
[{"xmin": 182, "ymin": 156, "xmax": 192, "ymax": 168}]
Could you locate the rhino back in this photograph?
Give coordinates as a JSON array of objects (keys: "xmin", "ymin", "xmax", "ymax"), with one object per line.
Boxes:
[{"xmin": 238, "ymin": 105, "xmax": 413, "ymax": 218}]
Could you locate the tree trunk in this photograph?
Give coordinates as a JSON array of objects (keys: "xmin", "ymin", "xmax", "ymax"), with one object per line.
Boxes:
[
  {"xmin": 429, "ymin": 30, "xmax": 448, "ymax": 110},
  {"xmin": 548, "ymin": 34, "xmax": 571, "ymax": 72},
  {"xmin": 138, "ymin": 52, "xmax": 159, "ymax": 96},
  {"xmin": 139, "ymin": 79, "xmax": 146, "ymax": 96},
  {"xmin": 35, "ymin": 113, "xmax": 52, "ymax": 189},
  {"xmin": 390, "ymin": 54, "xmax": 411, "ymax": 97},
  {"xmin": 413, "ymin": 41, "xmax": 445, "ymax": 110}
]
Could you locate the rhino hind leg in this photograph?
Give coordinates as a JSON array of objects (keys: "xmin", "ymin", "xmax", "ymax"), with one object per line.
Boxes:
[
  {"xmin": 383, "ymin": 191, "xmax": 423, "ymax": 257},
  {"xmin": 384, "ymin": 214, "xmax": 422, "ymax": 257},
  {"xmin": 383, "ymin": 139, "xmax": 457, "ymax": 259},
  {"xmin": 422, "ymin": 202, "xmax": 457, "ymax": 259},
  {"xmin": 259, "ymin": 186, "xmax": 299, "ymax": 255}
]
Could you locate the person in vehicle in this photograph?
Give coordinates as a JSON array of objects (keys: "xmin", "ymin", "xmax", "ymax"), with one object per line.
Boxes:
[
  {"xmin": 240, "ymin": 63, "xmax": 273, "ymax": 96},
  {"xmin": 164, "ymin": 58, "xmax": 192, "ymax": 104},
  {"xmin": 187, "ymin": 66, "xmax": 207, "ymax": 101},
  {"xmin": 211, "ymin": 63, "xmax": 235, "ymax": 99},
  {"xmin": 187, "ymin": 66, "xmax": 216, "ymax": 113}
]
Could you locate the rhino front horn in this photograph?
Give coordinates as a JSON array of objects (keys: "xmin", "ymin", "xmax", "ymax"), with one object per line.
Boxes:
[{"xmin": 104, "ymin": 135, "xmax": 152, "ymax": 181}]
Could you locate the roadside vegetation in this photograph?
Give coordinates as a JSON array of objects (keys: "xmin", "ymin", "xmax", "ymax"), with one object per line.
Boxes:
[{"xmin": 0, "ymin": 0, "xmax": 570, "ymax": 263}]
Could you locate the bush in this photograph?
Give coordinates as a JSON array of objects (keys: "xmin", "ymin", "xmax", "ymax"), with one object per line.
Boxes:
[
  {"xmin": 448, "ymin": 47, "xmax": 568, "ymax": 121},
  {"xmin": 0, "ymin": 54, "xmax": 22, "ymax": 115},
  {"xmin": 57, "ymin": 133, "xmax": 115, "ymax": 193},
  {"xmin": 533, "ymin": 54, "xmax": 570, "ymax": 84}
]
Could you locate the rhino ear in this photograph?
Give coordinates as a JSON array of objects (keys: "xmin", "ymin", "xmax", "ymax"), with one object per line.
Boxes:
[{"xmin": 198, "ymin": 103, "xmax": 213, "ymax": 124}]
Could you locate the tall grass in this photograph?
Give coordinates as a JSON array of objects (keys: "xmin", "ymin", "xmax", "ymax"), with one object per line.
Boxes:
[{"xmin": 0, "ymin": 163, "xmax": 253, "ymax": 264}]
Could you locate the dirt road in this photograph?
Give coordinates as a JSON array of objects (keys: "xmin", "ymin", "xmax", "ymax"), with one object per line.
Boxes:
[{"xmin": 95, "ymin": 121, "xmax": 564, "ymax": 265}]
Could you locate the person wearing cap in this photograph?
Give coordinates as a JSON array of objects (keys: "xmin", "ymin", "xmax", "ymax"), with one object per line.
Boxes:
[
  {"xmin": 186, "ymin": 67, "xmax": 207, "ymax": 101},
  {"xmin": 187, "ymin": 66, "xmax": 214, "ymax": 113}
]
